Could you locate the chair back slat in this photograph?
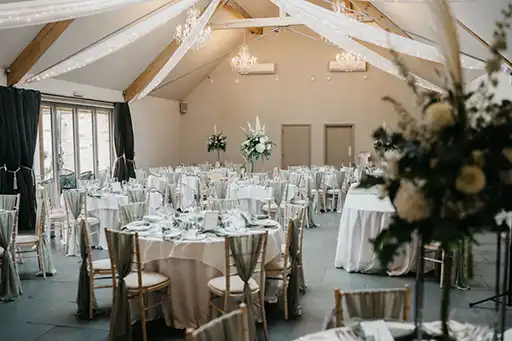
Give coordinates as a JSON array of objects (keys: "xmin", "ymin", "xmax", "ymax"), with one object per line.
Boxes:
[
  {"xmin": 119, "ymin": 202, "xmax": 147, "ymax": 226},
  {"xmin": 334, "ymin": 286, "xmax": 410, "ymax": 327}
]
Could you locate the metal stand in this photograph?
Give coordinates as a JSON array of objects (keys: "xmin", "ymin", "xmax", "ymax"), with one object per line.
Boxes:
[{"xmin": 469, "ymin": 232, "xmax": 512, "ymax": 308}]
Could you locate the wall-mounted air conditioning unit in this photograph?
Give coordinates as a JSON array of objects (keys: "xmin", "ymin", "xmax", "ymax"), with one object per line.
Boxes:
[
  {"xmin": 240, "ymin": 63, "xmax": 276, "ymax": 75},
  {"xmin": 328, "ymin": 60, "xmax": 367, "ymax": 72}
]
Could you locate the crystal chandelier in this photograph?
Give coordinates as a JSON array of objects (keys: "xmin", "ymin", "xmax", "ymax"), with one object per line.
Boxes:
[
  {"xmin": 231, "ymin": 34, "xmax": 257, "ymax": 75},
  {"xmin": 336, "ymin": 51, "xmax": 362, "ymax": 71},
  {"xmin": 174, "ymin": 6, "xmax": 212, "ymax": 50}
]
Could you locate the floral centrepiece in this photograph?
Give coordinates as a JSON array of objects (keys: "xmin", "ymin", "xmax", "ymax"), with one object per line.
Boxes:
[
  {"xmin": 207, "ymin": 125, "xmax": 227, "ymax": 153},
  {"xmin": 359, "ymin": 1, "xmax": 512, "ymax": 340},
  {"xmin": 240, "ymin": 116, "xmax": 275, "ymax": 168}
]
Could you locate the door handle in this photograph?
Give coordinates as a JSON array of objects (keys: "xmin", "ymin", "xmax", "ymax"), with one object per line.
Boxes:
[{"xmin": 348, "ymin": 146, "xmax": 352, "ymax": 156}]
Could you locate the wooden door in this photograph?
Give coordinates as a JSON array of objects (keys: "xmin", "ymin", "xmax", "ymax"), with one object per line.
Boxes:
[
  {"xmin": 281, "ymin": 125, "xmax": 311, "ymax": 168},
  {"xmin": 325, "ymin": 125, "xmax": 354, "ymax": 166}
]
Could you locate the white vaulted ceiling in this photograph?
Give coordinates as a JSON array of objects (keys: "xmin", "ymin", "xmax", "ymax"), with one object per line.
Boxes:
[{"xmin": 0, "ymin": 0, "xmax": 508, "ymax": 101}]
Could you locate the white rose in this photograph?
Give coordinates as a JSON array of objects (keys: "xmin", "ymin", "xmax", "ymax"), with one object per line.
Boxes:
[
  {"xmin": 393, "ymin": 181, "xmax": 430, "ymax": 222},
  {"xmin": 384, "ymin": 150, "xmax": 400, "ymax": 161},
  {"xmin": 260, "ymin": 136, "xmax": 268, "ymax": 143},
  {"xmin": 255, "ymin": 144, "xmax": 265, "ymax": 153},
  {"xmin": 266, "ymin": 144, "xmax": 271, "ymax": 150},
  {"xmin": 425, "ymin": 102, "xmax": 455, "ymax": 132},
  {"xmin": 456, "ymin": 165, "xmax": 486, "ymax": 195}
]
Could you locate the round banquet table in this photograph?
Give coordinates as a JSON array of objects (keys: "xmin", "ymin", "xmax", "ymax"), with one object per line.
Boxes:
[
  {"xmin": 131, "ymin": 224, "xmax": 285, "ymax": 329},
  {"xmin": 293, "ymin": 321, "xmax": 512, "ymax": 341},
  {"xmin": 334, "ymin": 186, "xmax": 420, "ymax": 276}
]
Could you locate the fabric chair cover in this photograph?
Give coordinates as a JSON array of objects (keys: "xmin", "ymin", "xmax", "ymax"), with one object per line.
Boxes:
[
  {"xmin": 167, "ymin": 184, "xmax": 178, "ymax": 209},
  {"xmin": 192, "ymin": 307, "xmax": 246, "ymax": 341},
  {"xmin": 334, "ymin": 171, "xmax": 346, "ymax": 211},
  {"xmin": 286, "ymin": 219, "xmax": 302, "ymax": 318},
  {"xmin": 212, "ymin": 199, "xmax": 238, "ymax": 212},
  {"xmin": 270, "ymin": 181, "xmax": 287, "ymax": 225},
  {"xmin": 212, "ymin": 180, "xmax": 229, "ymax": 199},
  {"xmin": 199, "ymin": 164, "xmax": 210, "ymax": 171},
  {"xmin": 304, "ymin": 178, "xmax": 315, "ymax": 226},
  {"xmin": 228, "ymin": 233, "xmax": 265, "ymax": 341},
  {"xmin": 119, "ymin": 202, "xmax": 147, "ymax": 226},
  {"xmin": 127, "ymin": 188, "xmax": 147, "ymax": 203},
  {"xmin": 106, "ymin": 230, "xmax": 135, "ymax": 341},
  {"xmin": 279, "ymin": 170, "xmax": 289, "ymax": 181},
  {"xmin": 284, "ymin": 205, "xmax": 306, "ymax": 291},
  {"xmin": 76, "ymin": 219, "xmax": 97, "ymax": 319},
  {"xmin": 0, "ymin": 194, "xmax": 17, "ymax": 210},
  {"xmin": 232, "ymin": 164, "xmax": 242, "ymax": 174},
  {"xmin": 311, "ymin": 171, "xmax": 324, "ymax": 213},
  {"xmin": 135, "ymin": 169, "xmax": 147, "ymax": 180},
  {"xmin": 36, "ymin": 188, "xmax": 56, "ymax": 276},
  {"xmin": 0, "ymin": 210, "xmax": 22, "ymax": 301},
  {"xmin": 64, "ymin": 189, "xmax": 86, "ymax": 257},
  {"xmin": 345, "ymin": 290, "xmax": 406, "ymax": 320},
  {"xmin": 272, "ymin": 167, "xmax": 279, "ymax": 179}
]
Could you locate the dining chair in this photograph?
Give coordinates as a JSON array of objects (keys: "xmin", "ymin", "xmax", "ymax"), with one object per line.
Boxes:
[
  {"xmin": 261, "ymin": 181, "xmax": 289, "ymax": 224},
  {"xmin": 0, "ymin": 210, "xmax": 23, "ymax": 301},
  {"xmin": 63, "ymin": 189, "xmax": 100, "ymax": 256},
  {"xmin": 15, "ymin": 187, "xmax": 46, "ymax": 277},
  {"xmin": 127, "ymin": 188, "xmax": 148, "ymax": 204},
  {"xmin": 105, "ymin": 228, "xmax": 173, "ymax": 341},
  {"xmin": 333, "ymin": 285, "xmax": 410, "ymax": 327},
  {"xmin": 210, "ymin": 199, "xmax": 239, "ymax": 213},
  {"xmin": 119, "ymin": 202, "xmax": 148, "ymax": 226},
  {"xmin": 42, "ymin": 183, "xmax": 67, "ymax": 248},
  {"xmin": 207, "ymin": 231, "xmax": 269, "ymax": 341},
  {"xmin": 265, "ymin": 219, "xmax": 295, "ymax": 320},
  {"xmin": 0, "ymin": 194, "xmax": 20, "ymax": 264},
  {"xmin": 186, "ymin": 303, "xmax": 250, "ymax": 341},
  {"xmin": 283, "ymin": 203, "xmax": 307, "ymax": 292},
  {"xmin": 76, "ymin": 220, "xmax": 113, "ymax": 319},
  {"xmin": 422, "ymin": 243, "xmax": 454, "ymax": 288},
  {"xmin": 326, "ymin": 171, "xmax": 346, "ymax": 212}
]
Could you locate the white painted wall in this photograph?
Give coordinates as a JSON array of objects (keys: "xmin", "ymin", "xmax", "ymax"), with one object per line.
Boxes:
[
  {"xmin": 0, "ymin": 71, "xmax": 181, "ymax": 169},
  {"xmin": 466, "ymin": 71, "xmax": 512, "ymax": 102}
]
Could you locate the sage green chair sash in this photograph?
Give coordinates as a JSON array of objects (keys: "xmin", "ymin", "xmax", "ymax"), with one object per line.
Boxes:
[
  {"xmin": 0, "ymin": 210, "xmax": 22, "ymax": 301},
  {"xmin": 106, "ymin": 229, "xmax": 135, "ymax": 341},
  {"xmin": 76, "ymin": 219, "xmax": 97, "ymax": 319}
]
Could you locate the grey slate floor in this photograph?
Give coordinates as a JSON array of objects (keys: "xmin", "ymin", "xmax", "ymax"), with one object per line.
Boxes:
[{"xmin": 0, "ymin": 213, "xmax": 510, "ymax": 340}]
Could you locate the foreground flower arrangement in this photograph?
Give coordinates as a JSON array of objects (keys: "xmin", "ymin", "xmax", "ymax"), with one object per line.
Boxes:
[
  {"xmin": 240, "ymin": 116, "xmax": 275, "ymax": 171},
  {"xmin": 359, "ymin": 1, "xmax": 512, "ymax": 339}
]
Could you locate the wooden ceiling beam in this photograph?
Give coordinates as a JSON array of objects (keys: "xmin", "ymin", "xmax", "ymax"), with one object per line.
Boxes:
[
  {"xmin": 123, "ymin": 40, "xmax": 179, "ymax": 102},
  {"xmin": 7, "ymin": 19, "xmax": 73, "ymax": 86},
  {"xmin": 223, "ymin": 1, "xmax": 263, "ymax": 35},
  {"xmin": 456, "ymin": 19, "xmax": 512, "ymax": 69},
  {"xmin": 350, "ymin": 1, "xmax": 411, "ymax": 38}
]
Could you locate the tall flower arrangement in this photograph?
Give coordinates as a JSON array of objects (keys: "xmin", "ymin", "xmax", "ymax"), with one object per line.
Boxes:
[
  {"xmin": 240, "ymin": 116, "xmax": 275, "ymax": 171},
  {"xmin": 360, "ymin": 2, "xmax": 512, "ymax": 339},
  {"xmin": 207, "ymin": 125, "xmax": 227, "ymax": 163}
]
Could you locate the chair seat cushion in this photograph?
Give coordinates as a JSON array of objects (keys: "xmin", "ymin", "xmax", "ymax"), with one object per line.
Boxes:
[
  {"xmin": 326, "ymin": 189, "xmax": 341, "ymax": 194},
  {"xmin": 50, "ymin": 208, "xmax": 66, "ymax": 214},
  {"xmin": 81, "ymin": 216, "xmax": 100, "ymax": 226},
  {"xmin": 124, "ymin": 271, "xmax": 169, "ymax": 289},
  {"xmin": 16, "ymin": 234, "xmax": 38, "ymax": 244},
  {"xmin": 49, "ymin": 211, "xmax": 67, "ymax": 220},
  {"xmin": 207, "ymin": 275, "xmax": 259, "ymax": 294},
  {"xmin": 92, "ymin": 258, "xmax": 112, "ymax": 271},
  {"xmin": 261, "ymin": 203, "xmax": 277, "ymax": 212},
  {"xmin": 265, "ymin": 258, "xmax": 291, "ymax": 271},
  {"xmin": 291, "ymin": 199, "xmax": 307, "ymax": 205}
]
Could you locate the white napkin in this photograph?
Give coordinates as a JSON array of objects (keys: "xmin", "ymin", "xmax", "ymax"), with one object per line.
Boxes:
[{"xmin": 204, "ymin": 210, "xmax": 219, "ymax": 230}]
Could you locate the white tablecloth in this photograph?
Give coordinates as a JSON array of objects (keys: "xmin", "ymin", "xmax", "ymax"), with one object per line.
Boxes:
[
  {"xmin": 334, "ymin": 186, "xmax": 420, "ymax": 275},
  {"xmin": 133, "ymin": 225, "xmax": 285, "ymax": 328}
]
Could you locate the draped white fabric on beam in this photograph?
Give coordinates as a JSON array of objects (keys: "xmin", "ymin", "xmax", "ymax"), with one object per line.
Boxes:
[
  {"xmin": 134, "ymin": 0, "xmax": 222, "ymax": 101},
  {"xmin": 272, "ymin": 0, "xmax": 484, "ymax": 70},
  {"xmin": 0, "ymin": 0, "xmax": 151, "ymax": 30},
  {"xmin": 272, "ymin": 0, "xmax": 443, "ymax": 92},
  {"xmin": 23, "ymin": 0, "xmax": 201, "ymax": 85}
]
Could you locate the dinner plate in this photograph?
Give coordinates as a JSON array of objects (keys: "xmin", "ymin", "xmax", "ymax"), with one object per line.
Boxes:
[
  {"xmin": 143, "ymin": 215, "xmax": 163, "ymax": 223},
  {"xmin": 125, "ymin": 222, "xmax": 152, "ymax": 231}
]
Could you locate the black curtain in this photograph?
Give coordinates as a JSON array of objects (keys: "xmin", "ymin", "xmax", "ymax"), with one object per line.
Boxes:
[
  {"xmin": 0, "ymin": 86, "xmax": 41, "ymax": 231},
  {"xmin": 112, "ymin": 102, "xmax": 135, "ymax": 182}
]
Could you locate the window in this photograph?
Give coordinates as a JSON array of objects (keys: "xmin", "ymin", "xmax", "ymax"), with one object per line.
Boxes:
[{"xmin": 36, "ymin": 101, "xmax": 113, "ymax": 188}]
